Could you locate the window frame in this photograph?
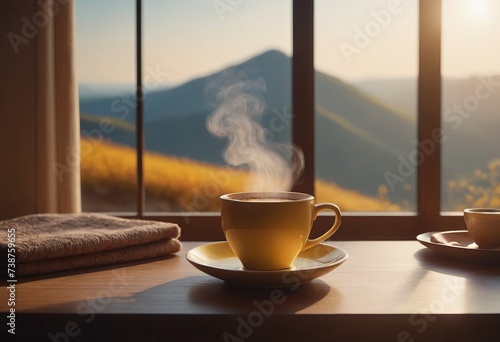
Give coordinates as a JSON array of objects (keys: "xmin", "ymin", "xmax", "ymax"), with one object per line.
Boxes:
[{"xmin": 119, "ymin": 0, "xmax": 464, "ymax": 241}]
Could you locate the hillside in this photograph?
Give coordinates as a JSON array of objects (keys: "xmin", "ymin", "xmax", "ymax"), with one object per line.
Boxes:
[
  {"xmin": 314, "ymin": 71, "xmax": 414, "ymax": 198},
  {"xmin": 357, "ymin": 76, "xmax": 500, "ymax": 187},
  {"xmin": 80, "ymin": 138, "xmax": 401, "ymax": 212},
  {"xmin": 80, "ymin": 50, "xmax": 415, "ymax": 206},
  {"xmin": 79, "ymin": 50, "xmax": 500, "ymax": 210}
]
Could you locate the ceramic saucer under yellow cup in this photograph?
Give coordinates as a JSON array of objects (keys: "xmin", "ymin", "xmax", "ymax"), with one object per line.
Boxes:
[{"xmin": 186, "ymin": 241, "xmax": 348, "ymax": 288}]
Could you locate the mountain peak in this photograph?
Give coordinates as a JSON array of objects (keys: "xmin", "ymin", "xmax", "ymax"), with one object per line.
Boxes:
[
  {"xmin": 237, "ymin": 49, "xmax": 290, "ymax": 70},
  {"xmin": 252, "ymin": 49, "xmax": 289, "ymax": 61}
]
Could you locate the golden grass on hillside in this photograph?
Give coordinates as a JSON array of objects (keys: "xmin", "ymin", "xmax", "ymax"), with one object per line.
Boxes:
[
  {"xmin": 80, "ymin": 138, "xmax": 401, "ymax": 212},
  {"xmin": 444, "ymin": 159, "xmax": 500, "ymax": 210},
  {"xmin": 315, "ymin": 180, "xmax": 401, "ymax": 211}
]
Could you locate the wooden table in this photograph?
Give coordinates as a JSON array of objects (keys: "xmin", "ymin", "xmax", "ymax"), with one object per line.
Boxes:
[{"xmin": 2, "ymin": 241, "xmax": 500, "ymax": 341}]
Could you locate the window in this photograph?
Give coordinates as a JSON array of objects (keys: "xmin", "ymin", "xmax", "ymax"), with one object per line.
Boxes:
[
  {"xmin": 142, "ymin": 0, "xmax": 293, "ymax": 213},
  {"xmin": 441, "ymin": 0, "xmax": 500, "ymax": 211},
  {"xmin": 77, "ymin": 0, "xmax": 137, "ymax": 212},
  {"xmin": 314, "ymin": 0, "xmax": 418, "ymax": 211},
  {"xmin": 78, "ymin": 0, "xmax": 489, "ymax": 240}
]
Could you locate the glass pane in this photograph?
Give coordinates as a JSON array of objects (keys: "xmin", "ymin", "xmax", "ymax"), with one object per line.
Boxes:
[
  {"xmin": 143, "ymin": 0, "xmax": 292, "ymax": 212},
  {"xmin": 442, "ymin": 0, "xmax": 500, "ymax": 211},
  {"xmin": 76, "ymin": 0, "xmax": 137, "ymax": 212},
  {"xmin": 314, "ymin": 0, "xmax": 418, "ymax": 211}
]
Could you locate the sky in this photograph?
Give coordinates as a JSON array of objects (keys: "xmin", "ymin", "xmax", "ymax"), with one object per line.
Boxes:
[{"xmin": 76, "ymin": 0, "xmax": 500, "ymax": 85}]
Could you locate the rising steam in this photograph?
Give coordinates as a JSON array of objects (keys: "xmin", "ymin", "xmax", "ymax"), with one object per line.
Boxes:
[{"xmin": 206, "ymin": 70, "xmax": 304, "ymax": 192}]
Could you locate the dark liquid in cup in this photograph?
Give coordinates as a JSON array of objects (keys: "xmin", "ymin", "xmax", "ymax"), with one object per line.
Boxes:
[{"xmin": 242, "ymin": 198, "xmax": 293, "ymax": 202}]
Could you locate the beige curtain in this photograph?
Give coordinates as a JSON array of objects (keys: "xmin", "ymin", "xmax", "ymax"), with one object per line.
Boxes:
[{"xmin": 0, "ymin": 0, "xmax": 81, "ymax": 220}]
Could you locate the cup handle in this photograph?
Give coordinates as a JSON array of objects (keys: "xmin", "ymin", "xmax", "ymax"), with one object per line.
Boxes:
[{"xmin": 301, "ymin": 203, "xmax": 342, "ymax": 252}]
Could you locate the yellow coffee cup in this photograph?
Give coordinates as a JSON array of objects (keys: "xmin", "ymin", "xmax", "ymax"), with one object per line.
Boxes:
[{"xmin": 220, "ymin": 191, "xmax": 342, "ymax": 270}]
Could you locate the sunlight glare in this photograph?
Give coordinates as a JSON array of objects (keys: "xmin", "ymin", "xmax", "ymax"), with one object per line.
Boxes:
[{"xmin": 466, "ymin": 0, "xmax": 491, "ymax": 21}]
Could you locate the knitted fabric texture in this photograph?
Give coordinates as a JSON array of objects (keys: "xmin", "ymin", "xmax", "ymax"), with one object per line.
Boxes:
[{"xmin": 0, "ymin": 213, "xmax": 181, "ymax": 276}]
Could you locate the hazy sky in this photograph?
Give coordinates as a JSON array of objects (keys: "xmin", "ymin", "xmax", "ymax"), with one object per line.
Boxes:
[{"xmin": 76, "ymin": 0, "xmax": 500, "ymax": 85}]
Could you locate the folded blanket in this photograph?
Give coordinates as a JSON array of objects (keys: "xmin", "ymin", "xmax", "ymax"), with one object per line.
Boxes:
[{"xmin": 0, "ymin": 213, "xmax": 181, "ymax": 277}]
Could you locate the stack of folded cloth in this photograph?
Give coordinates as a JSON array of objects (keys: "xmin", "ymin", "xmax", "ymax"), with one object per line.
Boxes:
[{"xmin": 0, "ymin": 213, "xmax": 181, "ymax": 277}]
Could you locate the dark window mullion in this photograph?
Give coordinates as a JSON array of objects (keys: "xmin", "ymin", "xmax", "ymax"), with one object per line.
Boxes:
[
  {"xmin": 418, "ymin": 0, "xmax": 442, "ymax": 229},
  {"xmin": 292, "ymin": 0, "xmax": 315, "ymax": 195},
  {"xmin": 136, "ymin": 0, "xmax": 145, "ymax": 215}
]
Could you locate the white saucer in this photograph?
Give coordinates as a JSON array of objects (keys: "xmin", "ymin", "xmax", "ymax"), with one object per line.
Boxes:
[
  {"xmin": 186, "ymin": 242, "xmax": 348, "ymax": 288},
  {"xmin": 416, "ymin": 230, "xmax": 500, "ymax": 265}
]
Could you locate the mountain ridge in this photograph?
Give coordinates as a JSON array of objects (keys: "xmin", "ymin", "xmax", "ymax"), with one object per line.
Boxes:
[
  {"xmin": 79, "ymin": 50, "xmax": 500, "ymax": 207},
  {"xmin": 80, "ymin": 49, "xmax": 416, "ymax": 203}
]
